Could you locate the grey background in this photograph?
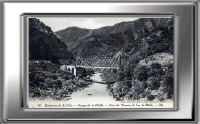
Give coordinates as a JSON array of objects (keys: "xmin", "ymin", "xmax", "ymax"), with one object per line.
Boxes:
[{"xmin": 0, "ymin": 0, "xmax": 199, "ymax": 123}]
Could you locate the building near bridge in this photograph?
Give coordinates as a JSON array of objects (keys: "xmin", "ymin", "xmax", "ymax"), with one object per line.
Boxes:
[{"xmin": 60, "ymin": 65, "xmax": 77, "ymax": 76}]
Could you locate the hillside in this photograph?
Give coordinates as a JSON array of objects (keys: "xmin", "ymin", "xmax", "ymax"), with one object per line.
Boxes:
[
  {"xmin": 28, "ymin": 18, "xmax": 93, "ymax": 100},
  {"xmin": 56, "ymin": 18, "xmax": 173, "ymax": 58},
  {"xmin": 56, "ymin": 18, "xmax": 174, "ymax": 101},
  {"xmin": 29, "ymin": 18, "xmax": 74, "ymax": 62}
]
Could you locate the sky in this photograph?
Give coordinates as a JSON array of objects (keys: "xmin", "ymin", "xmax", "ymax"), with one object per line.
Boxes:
[{"xmin": 35, "ymin": 17, "xmax": 139, "ymax": 32}]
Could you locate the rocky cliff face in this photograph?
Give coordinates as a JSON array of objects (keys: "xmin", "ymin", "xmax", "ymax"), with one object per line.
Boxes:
[{"xmin": 29, "ymin": 18, "xmax": 74, "ymax": 62}]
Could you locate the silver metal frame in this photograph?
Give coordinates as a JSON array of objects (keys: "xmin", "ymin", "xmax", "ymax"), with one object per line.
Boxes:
[{"xmin": 0, "ymin": 0, "xmax": 198, "ymax": 123}]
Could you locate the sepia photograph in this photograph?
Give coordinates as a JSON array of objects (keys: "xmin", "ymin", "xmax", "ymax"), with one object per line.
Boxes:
[{"xmin": 27, "ymin": 16, "xmax": 174, "ymax": 109}]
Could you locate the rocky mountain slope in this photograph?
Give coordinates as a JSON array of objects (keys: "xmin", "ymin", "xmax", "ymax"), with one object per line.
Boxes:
[
  {"xmin": 29, "ymin": 18, "xmax": 74, "ymax": 62},
  {"xmin": 56, "ymin": 18, "xmax": 173, "ymax": 58},
  {"xmin": 56, "ymin": 27, "xmax": 91, "ymax": 51},
  {"xmin": 56, "ymin": 18, "xmax": 174, "ymax": 101},
  {"xmin": 29, "ymin": 18, "xmax": 93, "ymax": 100}
]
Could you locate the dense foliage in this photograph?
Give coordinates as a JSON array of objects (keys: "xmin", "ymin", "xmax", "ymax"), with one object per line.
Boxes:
[
  {"xmin": 107, "ymin": 60, "xmax": 174, "ymax": 101},
  {"xmin": 29, "ymin": 18, "xmax": 92, "ymax": 100},
  {"xmin": 29, "ymin": 61, "xmax": 92, "ymax": 100}
]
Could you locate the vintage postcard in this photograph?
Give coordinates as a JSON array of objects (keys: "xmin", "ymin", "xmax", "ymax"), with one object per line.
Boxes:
[{"xmin": 27, "ymin": 16, "xmax": 174, "ymax": 108}]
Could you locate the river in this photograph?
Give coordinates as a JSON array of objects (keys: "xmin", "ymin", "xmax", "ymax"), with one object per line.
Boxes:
[
  {"xmin": 28, "ymin": 73, "xmax": 174, "ymax": 108},
  {"xmin": 28, "ymin": 72, "xmax": 122, "ymax": 108},
  {"xmin": 64, "ymin": 73, "xmax": 119, "ymax": 105}
]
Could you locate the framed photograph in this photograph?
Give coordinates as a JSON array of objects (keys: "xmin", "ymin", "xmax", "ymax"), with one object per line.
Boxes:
[
  {"xmin": 0, "ymin": 0, "xmax": 198, "ymax": 123},
  {"xmin": 26, "ymin": 15, "xmax": 175, "ymax": 109}
]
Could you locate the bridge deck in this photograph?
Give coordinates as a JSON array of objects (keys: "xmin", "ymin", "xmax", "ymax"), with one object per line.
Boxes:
[
  {"xmin": 76, "ymin": 66, "xmax": 119, "ymax": 69},
  {"xmin": 75, "ymin": 57, "xmax": 119, "ymax": 69}
]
